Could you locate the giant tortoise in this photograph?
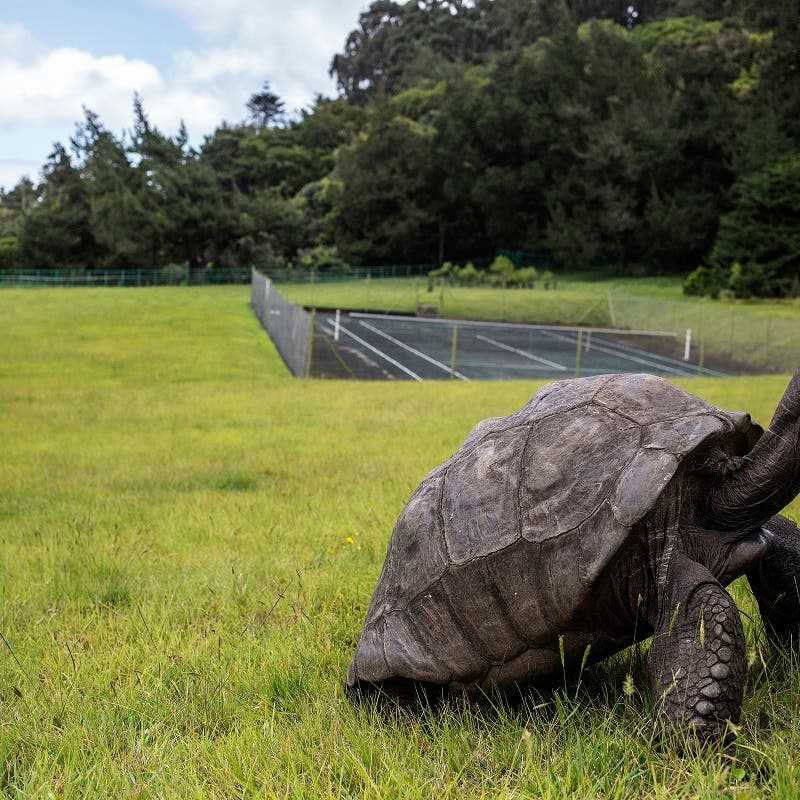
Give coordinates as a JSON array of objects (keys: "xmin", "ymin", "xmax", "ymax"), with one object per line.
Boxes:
[{"xmin": 348, "ymin": 370, "xmax": 800, "ymax": 741}]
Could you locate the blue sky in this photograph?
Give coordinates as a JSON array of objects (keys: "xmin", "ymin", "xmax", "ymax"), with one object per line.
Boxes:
[{"xmin": 0, "ymin": 0, "xmax": 368, "ymax": 192}]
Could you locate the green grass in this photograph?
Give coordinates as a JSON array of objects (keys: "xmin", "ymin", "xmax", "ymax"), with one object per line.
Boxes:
[
  {"xmin": 282, "ymin": 275, "xmax": 800, "ymax": 374},
  {"xmin": 1, "ymin": 285, "xmax": 800, "ymax": 797}
]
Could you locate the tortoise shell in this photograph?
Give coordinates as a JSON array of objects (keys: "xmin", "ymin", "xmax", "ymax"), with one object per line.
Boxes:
[{"xmin": 347, "ymin": 373, "xmax": 760, "ymax": 691}]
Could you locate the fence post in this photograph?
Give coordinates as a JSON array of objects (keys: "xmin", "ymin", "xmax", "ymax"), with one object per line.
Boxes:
[
  {"xmin": 764, "ymin": 317, "xmax": 772, "ymax": 366},
  {"xmin": 697, "ymin": 305, "xmax": 705, "ymax": 375},
  {"xmin": 305, "ymin": 309, "xmax": 316, "ymax": 378},
  {"xmin": 698, "ymin": 336, "xmax": 705, "ymax": 375},
  {"xmin": 684, "ymin": 329, "xmax": 692, "ymax": 361},
  {"xmin": 606, "ymin": 292, "xmax": 617, "ymax": 327},
  {"xmin": 450, "ymin": 325, "xmax": 459, "ymax": 380},
  {"xmin": 575, "ymin": 329, "xmax": 584, "ymax": 378}
]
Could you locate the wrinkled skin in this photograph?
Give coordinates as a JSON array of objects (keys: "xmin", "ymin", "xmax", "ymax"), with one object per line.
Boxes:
[{"xmin": 348, "ymin": 369, "xmax": 800, "ymax": 745}]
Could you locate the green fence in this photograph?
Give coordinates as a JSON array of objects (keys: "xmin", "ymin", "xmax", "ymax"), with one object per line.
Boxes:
[
  {"xmin": 0, "ymin": 268, "xmax": 252, "ymax": 287},
  {"xmin": 0, "ymin": 264, "xmax": 432, "ymax": 288}
]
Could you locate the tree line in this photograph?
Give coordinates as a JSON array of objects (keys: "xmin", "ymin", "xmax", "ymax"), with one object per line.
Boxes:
[{"xmin": 0, "ymin": 0, "xmax": 797, "ymax": 297}]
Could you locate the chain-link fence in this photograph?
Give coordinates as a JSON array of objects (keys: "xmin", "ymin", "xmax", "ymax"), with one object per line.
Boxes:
[
  {"xmin": 0, "ymin": 264, "xmax": 431, "ymax": 288},
  {"xmin": 251, "ymin": 269, "xmax": 315, "ymax": 378},
  {"xmin": 276, "ymin": 278, "xmax": 799, "ymax": 375},
  {"xmin": 0, "ymin": 267, "xmax": 252, "ymax": 286},
  {"xmin": 604, "ymin": 293, "xmax": 798, "ymax": 375}
]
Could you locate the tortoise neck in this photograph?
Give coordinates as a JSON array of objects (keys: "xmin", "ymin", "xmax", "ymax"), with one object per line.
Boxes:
[{"xmin": 702, "ymin": 368, "xmax": 800, "ymax": 531}]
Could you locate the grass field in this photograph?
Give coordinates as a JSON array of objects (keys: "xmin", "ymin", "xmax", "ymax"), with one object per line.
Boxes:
[
  {"xmin": 282, "ymin": 275, "xmax": 800, "ymax": 374},
  {"xmin": 1, "ymin": 285, "xmax": 800, "ymax": 798}
]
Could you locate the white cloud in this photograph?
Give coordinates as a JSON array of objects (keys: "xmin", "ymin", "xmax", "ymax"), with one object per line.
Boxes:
[
  {"xmin": 0, "ymin": 20, "xmax": 232, "ymax": 163},
  {"xmin": 147, "ymin": 0, "xmax": 368, "ymax": 110},
  {"xmin": 0, "ymin": 47, "xmax": 162, "ymax": 128}
]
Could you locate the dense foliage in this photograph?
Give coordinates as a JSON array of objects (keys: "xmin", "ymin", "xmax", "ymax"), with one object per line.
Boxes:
[{"xmin": 1, "ymin": 0, "xmax": 797, "ymax": 295}]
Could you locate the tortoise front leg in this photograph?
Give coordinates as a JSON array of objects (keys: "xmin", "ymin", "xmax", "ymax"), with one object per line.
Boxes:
[
  {"xmin": 747, "ymin": 514, "xmax": 800, "ymax": 651},
  {"xmin": 649, "ymin": 552, "xmax": 745, "ymax": 743}
]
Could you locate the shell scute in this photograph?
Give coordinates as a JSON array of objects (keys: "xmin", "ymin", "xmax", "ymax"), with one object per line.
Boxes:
[
  {"xmin": 443, "ymin": 426, "xmax": 527, "ymax": 564},
  {"xmin": 442, "ymin": 557, "xmax": 529, "ymax": 661},
  {"xmin": 363, "ymin": 472, "xmax": 448, "ymax": 628},
  {"xmin": 594, "ymin": 373, "xmax": 713, "ymax": 425},
  {"xmin": 382, "ymin": 611, "xmax": 452, "ymax": 683},
  {"xmin": 612, "ymin": 449, "xmax": 679, "ymax": 527},
  {"xmin": 520, "ymin": 405, "xmax": 641, "ymax": 540},
  {"xmin": 385, "ymin": 591, "xmax": 487, "ymax": 682}
]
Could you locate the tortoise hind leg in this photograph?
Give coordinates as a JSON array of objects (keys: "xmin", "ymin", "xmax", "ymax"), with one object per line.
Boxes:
[
  {"xmin": 649, "ymin": 552, "xmax": 745, "ymax": 743},
  {"xmin": 747, "ymin": 514, "xmax": 800, "ymax": 652}
]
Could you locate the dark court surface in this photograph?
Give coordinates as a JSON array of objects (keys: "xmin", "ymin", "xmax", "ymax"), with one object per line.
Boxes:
[{"xmin": 314, "ymin": 313, "xmax": 726, "ymax": 382}]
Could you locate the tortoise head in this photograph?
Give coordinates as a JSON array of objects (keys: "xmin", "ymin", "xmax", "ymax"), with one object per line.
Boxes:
[{"xmin": 703, "ymin": 368, "xmax": 800, "ymax": 531}]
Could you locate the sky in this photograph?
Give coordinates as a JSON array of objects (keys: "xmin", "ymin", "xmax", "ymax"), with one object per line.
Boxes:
[{"xmin": 0, "ymin": 0, "xmax": 369, "ymax": 192}]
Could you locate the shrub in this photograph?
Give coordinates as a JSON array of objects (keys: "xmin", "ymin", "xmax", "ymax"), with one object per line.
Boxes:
[
  {"xmin": 457, "ymin": 262, "xmax": 480, "ymax": 286},
  {"xmin": 295, "ymin": 245, "xmax": 345, "ymax": 271},
  {"xmin": 489, "ymin": 254, "xmax": 515, "ymax": 278},
  {"xmin": 161, "ymin": 263, "xmax": 188, "ymax": 285},
  {"xmin": 541, "ymin": 269, "xmax": 557, "ymax": 289},
  {"xmin": 511, "ymin": 266, "xmax": 539, "ymax": 288},
  {"xmin": 683, "ymin": 265, "xmax": 725, "ymax": 298},
  {"xmin": 428, "ymin": 261, "xmax": 457, "ymax": 282}
]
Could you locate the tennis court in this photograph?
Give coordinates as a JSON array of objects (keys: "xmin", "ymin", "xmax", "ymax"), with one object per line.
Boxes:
[{"xmin": 317, "ymin": 312, "xmax": 726, "ymax": 381}]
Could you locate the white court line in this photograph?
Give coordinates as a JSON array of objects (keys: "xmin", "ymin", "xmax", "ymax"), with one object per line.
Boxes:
[
  {"xmin": 357, "ymin": 320, "xmax": 471, "ymax": 382},
  {"xmin": 465, "ymin": 362, "xmax": 574, "ymax": 372},
  {"xmin": 538, "ymin": 329, "xmax": 699, "ymax": 377},
  {"xmin": 584, "ymin": 333, "xmax": 727, "ymax": 377},
  {"xmin": 475, "ymin": 334, "xmax": 568, "ymax": 371},
  {"xmin": 325, "ymin": 318, "xmax": 423, "ymax": 381}
]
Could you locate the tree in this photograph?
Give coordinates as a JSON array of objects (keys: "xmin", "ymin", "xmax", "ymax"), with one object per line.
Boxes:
[
  {"xmin": 131, "ymin": 98, "xmax": 239, "ymax": 277},
  {"xmin": 632, "ymin": 16, "xmax": 760, "ymax": 270},
  {"xmin": 246, "ymin": 82, "xmax": 286, "ymax": 128},
  {"xmin": 690, "ymin": 155, "xmax": 800, "ymax": 297},
  {"xmin": 70, "ymin": 107, "xmax": 151, "ymax": 268},
  {"xmin": 326, "ymin": 111, "xmax": 438, "ymax": 264},
  {"xmin": 18, "ymin": 143, "xmax": 98, "ymax": 269},
  {"xmin": 0, "ymin": 178, "xmax": 36, "ymax": 268}
]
